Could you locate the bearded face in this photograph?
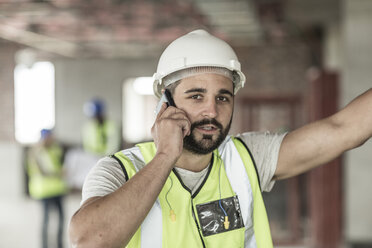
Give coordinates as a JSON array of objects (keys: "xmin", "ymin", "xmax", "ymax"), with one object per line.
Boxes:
[
  {"xmin": 169, "ymin": 73, "xmax": 235, "ymax": 155},
  {"xmin": 183, "ymin": 117, "xmax": 232, "ymax": 155}
]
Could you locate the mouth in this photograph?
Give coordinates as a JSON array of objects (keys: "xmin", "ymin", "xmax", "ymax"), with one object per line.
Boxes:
[{"xmin": 196, "ymin": 124, "xmax": 219, "ymax": 134}]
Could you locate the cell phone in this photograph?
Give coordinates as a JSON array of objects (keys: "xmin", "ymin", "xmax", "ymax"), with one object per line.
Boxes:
[{"xmin": 155, "ymin": 89, "xmax": 175, "ymax": 115}]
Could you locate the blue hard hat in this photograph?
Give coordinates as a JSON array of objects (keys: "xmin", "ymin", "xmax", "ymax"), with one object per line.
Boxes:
[
  {"xmin": 40, "ymin": 129, "xmax": 52, "ymax": 140},
  {"xmin": 84, "ymin": 98, "xmax": 105, "ymax": 117}
]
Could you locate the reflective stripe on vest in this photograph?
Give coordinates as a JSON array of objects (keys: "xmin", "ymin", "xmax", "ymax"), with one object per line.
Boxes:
[
  {"xmin": 113, "ymin": 136, "xmax": 273, "ymax": 248},
  {"xmin": 121, "ymin": 146, "xmax": 162, "ymax": 247},
  {"xmin": 218, "ymin": 137, "xmax": 256, "ymax": 247}
]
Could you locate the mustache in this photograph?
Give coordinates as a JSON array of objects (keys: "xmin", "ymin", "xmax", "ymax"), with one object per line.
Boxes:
[{"xmin": 191, "ymin": 118, "xmax": 223, "ymax": 130}]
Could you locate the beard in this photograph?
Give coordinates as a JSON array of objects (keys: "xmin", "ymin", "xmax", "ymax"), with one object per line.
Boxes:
[{"xmin": 183, "ymin": 117, "xmax": 232, "ymax": 155}]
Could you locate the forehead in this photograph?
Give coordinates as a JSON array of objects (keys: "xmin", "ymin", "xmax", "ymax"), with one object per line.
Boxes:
[{"xmin": 176, "ymin": 73, "xmax": 234, "ymax": 92}]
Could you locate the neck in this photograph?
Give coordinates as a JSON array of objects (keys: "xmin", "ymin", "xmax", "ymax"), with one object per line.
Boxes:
[{"xmin": 175, "ymin": 150, "xmax": 213, "ymax": 172}]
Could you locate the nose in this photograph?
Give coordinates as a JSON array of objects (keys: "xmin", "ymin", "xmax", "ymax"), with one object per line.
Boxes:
[{"xmin": 202, "ymin": 98, "xmax": 218, "ymax": 118}]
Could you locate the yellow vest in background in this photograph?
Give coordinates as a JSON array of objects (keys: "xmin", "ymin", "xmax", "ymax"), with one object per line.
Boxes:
[
  {"xmin": 113, "ymin": 136, "xmax": 273, "ymax": 248},
  {"xmin": 27, "ymin": 144, "xmax": 67, "ymax": 199},
  {"xmin": 82, "ymin": 119, "xmax": 119, "ymax": 156}
]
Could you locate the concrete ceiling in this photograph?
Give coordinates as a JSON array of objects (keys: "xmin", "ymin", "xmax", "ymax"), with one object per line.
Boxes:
[{"xmin": 0, "ymin": 0, "xmax": 339, "ymax": 58}]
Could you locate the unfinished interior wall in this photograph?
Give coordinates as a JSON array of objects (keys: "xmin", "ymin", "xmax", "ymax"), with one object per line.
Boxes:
[
  {"xmin": 54, "ymin": 57, "xmax": 158, "ymax": 147},
  {"xmin": 342, "ymin": 0, "xmax": 372, "ymax": 244},
  {"xmin": 0, "ymin": 40, "xmax": 18, "ymax": 142}
]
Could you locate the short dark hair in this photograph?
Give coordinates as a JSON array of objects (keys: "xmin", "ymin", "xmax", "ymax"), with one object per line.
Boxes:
[{"xmin": 165, "ymin": 80, "xmax": 181, "ymax": 96}]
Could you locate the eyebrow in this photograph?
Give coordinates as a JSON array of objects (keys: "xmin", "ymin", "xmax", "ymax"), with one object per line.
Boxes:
[
  {"xmin": 219, "ymin": 89, "xmax": 233, "ymax": 97},
  {"xmin": 184, "ymin": 88, "xmax": 233, "ymax": 97},
  {"xmin": 184, "ymin": 88, "xmax": 206, "ymax": 94}
]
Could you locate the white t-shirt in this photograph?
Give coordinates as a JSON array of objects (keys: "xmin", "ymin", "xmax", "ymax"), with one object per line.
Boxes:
[{"xmin": 81, "ymin": 131, "xmax": 286, "ymax": 205}]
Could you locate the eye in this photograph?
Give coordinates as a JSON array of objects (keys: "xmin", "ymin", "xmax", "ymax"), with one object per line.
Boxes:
[
  {"xmin": 190, "ymin": 94, "xmax": 202, "ymax": 100},
  {"xmin": 217, "ymin": 96, "xmax": 229, "ymax": 102}
]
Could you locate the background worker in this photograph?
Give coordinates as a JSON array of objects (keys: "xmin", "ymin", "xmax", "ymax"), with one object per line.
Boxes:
[
  {"xmin": 27, "ymin": 129, "xmax": 68, "ymax": 248},
  {"xmin": 82, "ymin": 98, "xmax": 120, "ymax": 156},
  {"xmin": 69, "ymin": 30, "xmax": 372, "ymax": 248}
]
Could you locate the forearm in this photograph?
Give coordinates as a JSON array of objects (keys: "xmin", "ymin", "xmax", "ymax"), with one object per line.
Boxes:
[
  {"xmin": 332, "ymin": 88, "xmax": 372, "ymax": 148},
  {"xmin": 69, "ymin": 153, "xmax": 175, "ymax": 248},
  {"xmin": 275, "ymin": 88, "xmax": 372, "ymax": 180}
]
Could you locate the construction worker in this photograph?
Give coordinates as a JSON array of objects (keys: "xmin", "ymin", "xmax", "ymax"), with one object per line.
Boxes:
[
  {"xmin": 69, "ymin": 30, "xmax": 372, "ymax": 247},
  {"xmin": 27, "ymin": 129, "xmax": 67, "ymax": 248},
  {"xmin": 82, "ymin": 98, "xmax": 120, "ymax": 156}
]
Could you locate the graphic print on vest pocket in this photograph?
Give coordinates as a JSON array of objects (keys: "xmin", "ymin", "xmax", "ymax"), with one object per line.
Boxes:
[{"xmin": 196, "ymin": 195, "xmax": 244, "ymax": 236}]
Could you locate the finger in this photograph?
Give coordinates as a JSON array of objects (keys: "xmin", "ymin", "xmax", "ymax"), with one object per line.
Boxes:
[
  {"xmin": 167, "ymin": 112, "xmax": 189, "ymax": 121},
  {"xmin": 161, "ymin": 106, "xmax": 185, "ymax": 118},
  {"xmin": 183, "ymin": 126, "xmax": 190, "ymax": 137},
  {"xmin": 173, "ymin": 110, "xmax": 191, "ymax": 136},
  {"xmin": 155, "ymin": 103, "xmax": 168, "ymax": 120},
  {"xmin": 177, "ymin": 118, "xmax": 191, "ymax": 137}
]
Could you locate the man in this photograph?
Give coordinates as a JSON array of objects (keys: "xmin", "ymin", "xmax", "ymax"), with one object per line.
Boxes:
[
  {"xmin": 28, "ymin": 129, "xmax": 68, "ymax": 248},
  {"xmin": 82, "ymin": 98, "xmax": 121, "ymax": 156},
  {"xmin": 69, "ymin": 30, "xmax": 372, "ymax": 248}
]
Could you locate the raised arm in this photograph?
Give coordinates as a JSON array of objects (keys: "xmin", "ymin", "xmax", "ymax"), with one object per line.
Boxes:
[
  {"xmin": 274, "ymin": 88, "xmax": 372, "ymax": 180},
  {"xmin": 69, "ymin": 104, "xmax": 190, "ymax": 248}
]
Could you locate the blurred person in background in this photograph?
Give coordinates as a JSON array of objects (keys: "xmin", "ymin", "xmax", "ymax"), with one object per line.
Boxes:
[
  {"xmin": 82, "ymin": 98, "xmax": 120, "ymax": 156},
  {"xmin": 69, "ymin": 30, "xmax": 372, "ymax": 248},
  {"xmin": 27, "ymin": 128, "xmax": 68, "ymax": 248}
]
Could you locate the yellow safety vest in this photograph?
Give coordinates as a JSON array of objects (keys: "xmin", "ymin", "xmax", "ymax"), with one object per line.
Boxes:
[
  {"xmin": 27, "ymin": 144, "xmax": 67, "ymax": 199},
  {"xmin": 82, "ymin": 119, "xmax": 119, "ymax": 156},
  {"xmin": 113, "ymin": 136, "xmax": 273, "ymax": 248}
]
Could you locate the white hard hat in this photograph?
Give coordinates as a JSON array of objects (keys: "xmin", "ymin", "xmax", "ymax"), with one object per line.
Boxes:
[{"xmin": 153, "ymin": 29, "xmax": 246, "ymax": 98}]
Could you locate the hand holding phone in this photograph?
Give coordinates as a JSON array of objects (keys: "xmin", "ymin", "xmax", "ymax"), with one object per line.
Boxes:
[
  {"xmin": 152, "ymin": 88, "xmax": 191, "ymax": 161},
  {"xmin": 155, "ymin": 89, "xmax": 175, "ymax": 115}
]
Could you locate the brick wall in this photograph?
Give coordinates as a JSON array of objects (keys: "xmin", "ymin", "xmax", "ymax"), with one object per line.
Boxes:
[{"xmin": 236, "ymin": 42, "xmax": 312, "ymax": 95}]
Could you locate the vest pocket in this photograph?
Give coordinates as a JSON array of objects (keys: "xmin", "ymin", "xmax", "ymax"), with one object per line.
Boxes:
[{"xmin": 195, "ymin": 195, "xmax": 244, "ymax": 237}]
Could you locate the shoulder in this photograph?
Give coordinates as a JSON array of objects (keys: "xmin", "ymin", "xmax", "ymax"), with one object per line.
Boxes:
[
  {"xmin": 236, "ymin": 131, "xmax": 286, "ymax": 150},
  {"xmin": 113, "ymin": 145, "xmax": 148, "ymax": 171},
  {"xmin": 81, "ymin": 155, "xmax": 126, "ymax": 205},
  {"xmin": 235, "ymin": 131, "xmax": 287, "ymax": 192},
  {"xmin": 86, "ymin": 156, "xmax": 125, "ymax": 182}
]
